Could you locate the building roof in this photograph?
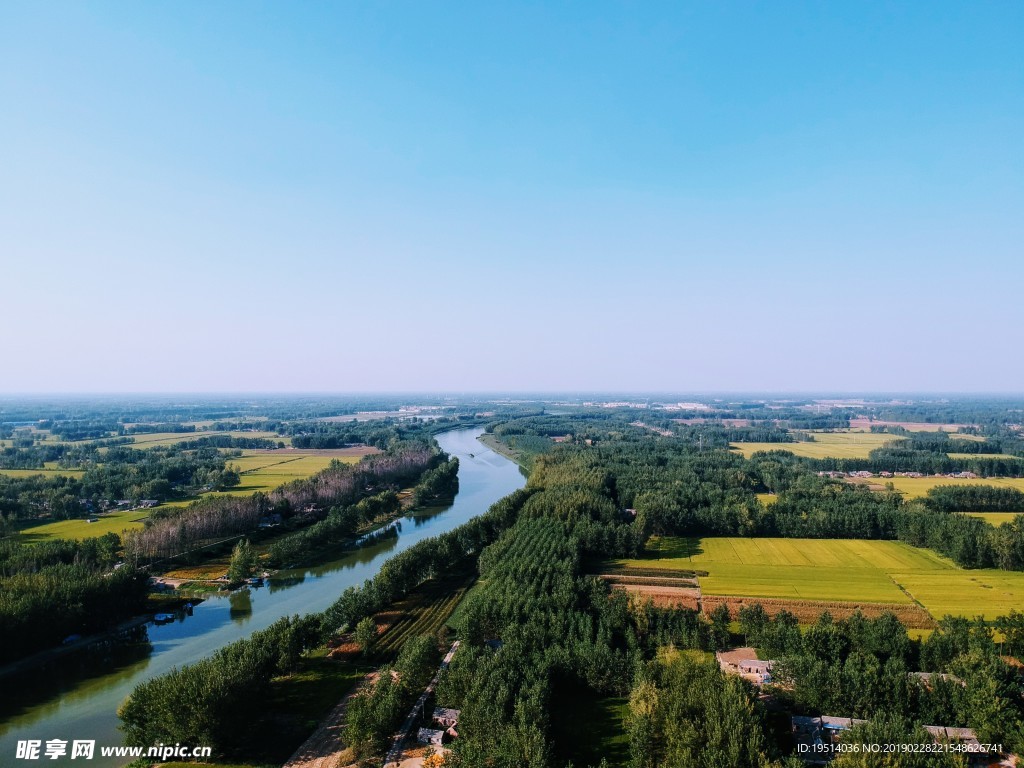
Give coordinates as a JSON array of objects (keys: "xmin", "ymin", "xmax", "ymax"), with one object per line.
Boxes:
[{"xmin": 820, "ymin": 716, "xmax": 868, "ymax": 730}]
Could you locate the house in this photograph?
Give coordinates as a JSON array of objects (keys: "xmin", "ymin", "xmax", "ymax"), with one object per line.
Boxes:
[
  {"xmin": 432, "ymin": 708, "xmax": 460, "ymax": 729},
  {"xmin": 924, "ymin": 726, "xmax": 980, "ymax": 748},
  {"xmin": 792, "ymin": 715, "xmax": 869, "ymax": 758},
  {"xmin": 716, "ymin": 649, "xmax": 775, "ymax": 684},
  {"xmin": 909, "ymin": 671, "xmax": 963, "ymax": 689},
  {"xmin": 417, "ymin": 728, "xmax": 445, "ymax": 747},
  {"xmin": 745, "ymin": 663, "xmax": 773, "ymax": 684},
  {"xmin": 820, "ymin": 716, "xmax": 868, "ymax": 734}
]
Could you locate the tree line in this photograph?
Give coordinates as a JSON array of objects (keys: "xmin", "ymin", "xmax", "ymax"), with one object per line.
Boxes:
[{"xmin": 0, "ymin": 532, "xmax": 149, "ymax": 664}]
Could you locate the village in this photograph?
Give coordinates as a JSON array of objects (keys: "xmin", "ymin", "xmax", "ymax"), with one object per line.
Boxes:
[{"xmin": 714, "ymin": 649, "xmax": 1016, "ymax": 767}]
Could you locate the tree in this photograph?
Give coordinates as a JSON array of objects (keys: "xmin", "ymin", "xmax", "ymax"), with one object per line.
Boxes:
[
  {"xmin": 227, "ymin": 538, "xmax": 258, "ymax": 584},
  {"xmin": 355, "ymin": 616, "xmax": 377, "ymax": 657}
]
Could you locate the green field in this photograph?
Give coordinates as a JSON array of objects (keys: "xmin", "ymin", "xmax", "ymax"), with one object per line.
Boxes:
[
  {"xmin": 614, "ymin": 536, "xmax": 1024, "ymax": 620},
  {"xmin": 156, "ymin": 450, "xmax": 365, "ymax": 510},
  {"xmin": 894, "ymin": 571, "xmax": 1024, "ymax": 620},
  {"xmin": 947, "ymin": 452, "xmax": 1017, "ymax": 459},
  {"xmin": 0, "ymin": 468, "xmax": 85, "ymax": 478},
  {"xmin": 122, "ymin": 430, "xmax": 290, "ymax": 449},
  {"xmin": 19, "ymin": 509, "xmax": 149, "ymax": 541},
  {"xmin": 852, "ymin": 475, "xmax": 1024, "ymax": 498},
  {"xmin": 962, "ymin": 512, "xmax": 1021, "ymax": 526},
  {"xmin": 731, "ymin": 431, "xmax": 903, "ymax": 459},
  {"xmin": 215, "ymin": 451, "xmax": 362, "ymax": 496}
]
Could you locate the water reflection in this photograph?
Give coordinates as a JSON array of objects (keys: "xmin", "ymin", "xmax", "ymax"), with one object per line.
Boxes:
[
  {"xmin": 0, "ymin": 629, "xmax": 152, "ymax": 733},
  {"xmin": 228, "ymin": 590, "xmax": 253, "ymax": 622}
]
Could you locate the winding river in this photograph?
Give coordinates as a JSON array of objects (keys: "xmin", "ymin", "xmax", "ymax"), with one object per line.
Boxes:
[{"xmin": 0, "ymin": 428, "xmax": 526, "ymax": 766}]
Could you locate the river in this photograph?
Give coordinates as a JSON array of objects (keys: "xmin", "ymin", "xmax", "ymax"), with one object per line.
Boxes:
[{"xmin": 0, "ymin": 428, "xmax": 526, "ymax": 766}]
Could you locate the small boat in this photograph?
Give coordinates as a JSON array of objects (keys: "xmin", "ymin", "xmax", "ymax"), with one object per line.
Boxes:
[
  {"xmin": 153, "ymin": 613, "xmax": 174, "ymax": 624},
  {"xmin": 247, "ymin": 577, "xmax": 264, "ymax": 587},
  {"xmin": 184, "ymin": 602, "xmax": 194, "ymax": 614}
]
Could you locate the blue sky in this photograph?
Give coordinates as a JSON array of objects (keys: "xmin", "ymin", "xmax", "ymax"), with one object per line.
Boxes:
[{"xmin": 2, "ymin": 2, "xmax": 1021, "ymax": 393}]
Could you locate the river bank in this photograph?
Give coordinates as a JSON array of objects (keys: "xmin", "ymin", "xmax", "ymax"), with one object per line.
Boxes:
[{"xmin": 477, "ymin": 431, "xmax": 529, "ymax": 469}]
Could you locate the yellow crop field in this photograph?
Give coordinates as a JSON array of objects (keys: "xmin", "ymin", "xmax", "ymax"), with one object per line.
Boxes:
[
  {"xmin": 613, "ymin": 536, "xmax": 1024, "ymax": 620},
  {"xmin": 894, "ymin": 571, "xmax": 1024, "ymax": 620},
  {"xmin": 962, "ymin": 512, "xmax": 1021, "ymax": 526},
  {"xmin": 159, "ymin": 450, "xmax": 363, "ymax": 502},
  {"xmin": 853, "ymin": 476, "xmax": 1024, "ymax": 499},
  {"xmin": 731, "ymin": 431, "xmax": 903, "ymax": 459}
]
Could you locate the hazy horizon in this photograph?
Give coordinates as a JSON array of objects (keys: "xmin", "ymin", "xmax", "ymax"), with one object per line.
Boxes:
[
  {"xmin": 2, "ymin": 390, "xmax": 1024, "ymax": 399},
  {"xmin": 3, "ymin": 2, "xmax": 1021, "ymax": 393}
]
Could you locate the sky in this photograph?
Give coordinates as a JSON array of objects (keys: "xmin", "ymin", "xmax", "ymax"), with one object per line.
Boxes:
[{"xmin": 1, "ymin": 1, "xmax": 1022, "ymax": 393}]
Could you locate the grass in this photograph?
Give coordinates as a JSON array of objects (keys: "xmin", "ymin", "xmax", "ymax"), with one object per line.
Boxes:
[
  {"xmin": 550, "ymin": 678, "xmax": 629, "ymax": 768},
  {"xmin": 613, "ymin": 536, "xmax": 1024, "ymax": 621},
  {"xmin": 246, "ymin": 649, "xmax": 369, "ymax": 764},
  {"xmin": 851, "ymin": 476, "xmax": 1024, "ymax": 498},
  {"xmin": 18, "ymin": 509, "xmax": 149, "ymax": 541},
  {"xmin": 962, "ymin": 512, "xmax": 1021, "ymax": 526},
  {"xmin": 477, "ymin": 432, "xmax": 532, "ymax": 469},
  {"xmin": 731, "ymin": 431, "xmax": 903, "ymax": 459}
]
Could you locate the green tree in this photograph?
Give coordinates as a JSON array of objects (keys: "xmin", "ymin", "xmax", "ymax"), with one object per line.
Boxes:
[
  {"xmin": 227, "ymin": 538, "xmax": 258, "ymax": 584},
  {"xmin": 355, "ymin": 616, "xmax": 377, "ymax": 657}
]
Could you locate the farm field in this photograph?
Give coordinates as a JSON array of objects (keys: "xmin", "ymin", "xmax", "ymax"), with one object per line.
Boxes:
[
  {"xmin": 962, "ymin": 512, "xmax": 1021, "ymax": 526},
  {"xmin": 328, "ymin": 571, "xmax": 474, "ymax": 661},
  {"xmin": 19, "ymin": 509, "xmax": 149, "ymax": 541},
  {"xmin": 0, "ymin": 467, "xmax": 85, "ymax": 478},
  {"xmin": 157, "ymin": 449, "xmax": 373, "ymax": 510},
  {"xmin": 848, "ymin": 475, "xmax": 1024, "ymax": 498},
  {"xmin": 947, "ymin": 452, "xmax": 1016, "ymax": 459},
  {"xmin": 895, "ymin": 571, "xmax": 1024, "ymax": 620},
  {"xmin": 215, "ymin": 450, "xmax": 369, "ymax": 496},
  {"xmin": 123, "ymin": 430, "xmax": 289, "ymax": 449},
  {"xmin": 730, "ymin": 431, "xmax": 902, "ymax": 459},
  {"xmin": 373, "ymin": 574, "xmax": 471, "ymax": 658},
  {"xmin": 848, "ymin": 418, "xmax": 972, "ymax": 432},
  {"xmin": 612, "ymin": 536, "xmax": 1024, "ymax": 621}
]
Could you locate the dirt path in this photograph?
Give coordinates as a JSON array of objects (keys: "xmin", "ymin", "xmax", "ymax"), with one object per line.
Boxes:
[{"xmin": 282, "ymin": 672, "xmax": 377, "ymax": 768}]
